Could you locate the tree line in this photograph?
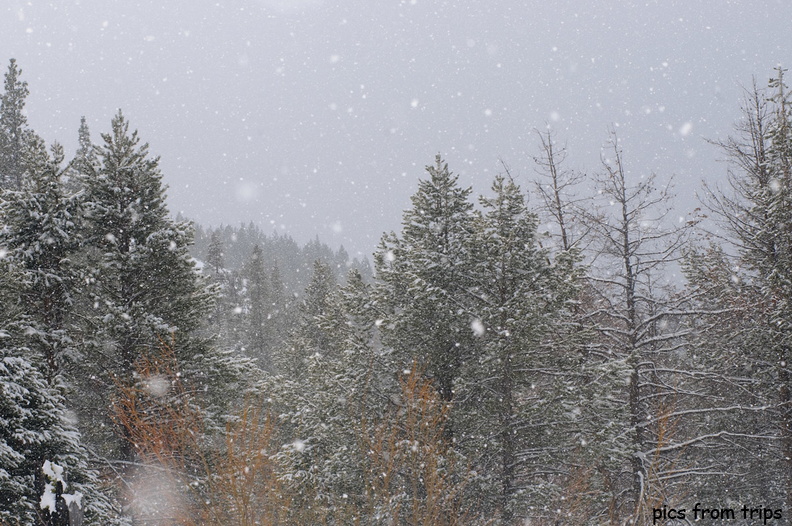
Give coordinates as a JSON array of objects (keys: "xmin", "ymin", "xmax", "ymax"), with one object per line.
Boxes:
[{"xmin": 1, "ymin": 57, "xmax": 790, "ymax": 525}]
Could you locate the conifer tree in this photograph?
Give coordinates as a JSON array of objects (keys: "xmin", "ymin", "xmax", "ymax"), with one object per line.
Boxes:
[
  {"xmin": 242, "ymin": 244, "xmax": 273, "ymax": 367},
  {"xmin": 459, "ymin": 174, "xmax": 578, "ymax": 523},
  {"xmin": 77, "ymin": 111, "xmax": 249, "ymax": 462},
  {"xmin": 584, "ymin": 133, "xmax": 693, "ymax": 522},
  {"xmin": 267, "ymin": 263, "xmax": 289, "ymax": 347},
  {"xmin": 63, "ymin": 116, "xmax": 95, "ymax": 195},
  {"xmin": 0, "ymin": 260, "xmax": 126, "ymax": 524},
  {"xmin": 80, "ymin": 110, "xmax": 215, "ymax": 366},
  {"xmin": 0, "ymin": 59, "xmax": 36, "ymax": 190},
  {"xmin": 374, "ymin": 155, "xmax": 475, "ymax": 408},
  {"xmin": 0, "ymin": 347, "xmax": 128, "ymax": 524},
  {"xmin": 206, "ymin": 229, "xmax": 225, "ymax": 276},
  {"xmin": 276, "ymin": 259, "xmax": 338, "ymax": 378},
  {"xmin": 0, "ymin": 141, "xmax": 82, "ymax": 384},
  {"xmin": 268, "ymin": 269, "xmax": 391, "ymax": 521}
]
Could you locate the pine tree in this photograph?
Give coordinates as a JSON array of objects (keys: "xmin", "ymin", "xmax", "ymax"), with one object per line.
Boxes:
[
  {"xmin": 0, "ymin": 347, "xmax": 128, "ymax": 524},
  {"xmin": 80, "ymin": 111, "xmax": 214, "ymax": 363},
  {"xmin": 584, "ymin": 133, "xmax": 694, "ymax": 522},
  {"xmin": 275, "ymin": 259, "xmax": 338, "ymax": 378},
  {"xmin": 374, "ymin": 155, "xmax": 475, "ymax": 408},
  {"xmin": 242, "ymin": 244, "xmax": 273, "ymax": 368},
  {"xmin": 530, "ymin": 131, "xmax": 631, "ymax": 523},
  {"xmin": 63, "ymin": 116, "xmax": 95, "ymax": 195},
  {"xmin": 0, "ymin": 59, "xmax": 35, "ymax": 190},
  {"xmin": 0, "ymin": 259, "xmax": 126, "ymax": 524},
  {"xmin": 76, "ymin": 111, "xmax": 247, "ymax": 463},
  {"xmin": 268, "ymin": 269, "xmax": 395, "ymax": 522},
  {"xmin": 0, "ymin": 141, "xmax": 81, "ymax": 384},
  {"xmin": 457, "ymin": 174, "xmax": 579, "ymax": 523},
  {"xmin": 206, "ymin": 229, "xmax": 225, "ymax": 276}
]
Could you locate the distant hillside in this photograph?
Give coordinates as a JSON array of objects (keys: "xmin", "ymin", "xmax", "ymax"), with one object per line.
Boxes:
[{"xmin": 190, "ymin": 221, "xmax": 372, "ymax": 294}]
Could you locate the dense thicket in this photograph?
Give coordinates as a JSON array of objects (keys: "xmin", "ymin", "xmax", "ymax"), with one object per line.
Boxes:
[{"xmin": 2, "ymin": 57, "xmax": 792, "ymax": 525}]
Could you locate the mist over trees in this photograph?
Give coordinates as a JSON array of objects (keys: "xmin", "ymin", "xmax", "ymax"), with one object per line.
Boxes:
[{"xmin": 1, "ymin": 58, "xmax": 791, "ymax": 525}]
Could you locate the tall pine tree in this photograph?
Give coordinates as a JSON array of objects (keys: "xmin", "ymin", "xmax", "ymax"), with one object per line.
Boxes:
[
  {"xmin": 374, "ymin": 155, "xmax": 475, "ymax": 409},
  {"xmin": 459, "ymin": 174, "xmax": 579, "ymax": 523},
  {"xmin": 0, "ymin": 59, "xmax": 33, "ymax": 190},
  {"xmin": 697, "ymin": 69, "xmax": 792, "ymax": 513},
  {"xmin": 76, "ymin": 111, "xmax": 250, "ymax": 464}
]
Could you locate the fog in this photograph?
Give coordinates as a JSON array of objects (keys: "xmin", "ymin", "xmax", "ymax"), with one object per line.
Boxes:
[{"xmin": 2, "ymin": 0, "xmax": 788, "ymax": 255}]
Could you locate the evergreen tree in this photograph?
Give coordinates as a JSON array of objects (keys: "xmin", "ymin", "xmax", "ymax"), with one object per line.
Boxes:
[
  {"xmin": 458, "ymin": 175, "xmax": 578, "ymax": 523},
  {"xmin": 242, "ymin": 244, "xmax": 272, "ymax": 367},
  {"xmin": 0, "ymin": 259, "xmax": 126, "ymax": 524},
  {"xmin": 206, "ymin": 229, "xmax": 225, "ymax": 276},
  {"xmin": 268, "ymin": 269, "xmax": 394, "ymax": 522},
  {"xmin": 0, "ymin": 347, "xmax": 128, "ymax": 524},
  {"xmin": 77, "ymin": 111, "xmax": 248, "ymax": 462},
  {"xmin": 275, "ymin": 259, "xmax": 338, "ymax": 378},
  {"xmin": 0, "ymin": 59, "xmax": 35, "ymax": 190},
  {"xmin": 267, "ymin": 263, "xmax": 289, "ymax": 348},
  {"xmin": 63, "ymin": 116, "xmax": 95, "ymax": 195},
  {"xmin": 0, "ymin": 141, "xmax": 81, "ymax": 384},
  {"xmin": 374, "ymin": 155, "xmax": 475, "ymax": 408},
  {"xmin": 80, "ymin": 110, "xmax": 215, "ymax": 365},
  {"xmin": 584, "ymin": 133, "xmax": 695, "ymax": 522}
]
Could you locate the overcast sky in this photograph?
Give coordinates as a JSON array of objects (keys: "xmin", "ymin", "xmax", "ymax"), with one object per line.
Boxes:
[{"xmin": 1, "ymin": 0, "xmax": 789, "ymax": 256}]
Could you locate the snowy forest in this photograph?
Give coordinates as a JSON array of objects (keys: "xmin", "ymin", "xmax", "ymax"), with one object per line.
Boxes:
[{"xmin": 1, "ymin": 55, "xmax": 792, "ymax": 526}]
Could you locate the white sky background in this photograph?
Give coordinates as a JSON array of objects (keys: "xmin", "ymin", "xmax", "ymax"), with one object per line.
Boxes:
[{"xmin": 1, "ymin": 0, "xmax": 789, "ymax": 257}]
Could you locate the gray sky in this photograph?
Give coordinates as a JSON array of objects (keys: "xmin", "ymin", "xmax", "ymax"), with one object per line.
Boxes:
[{"xmin": 2, "ymin": 0, "xmax": 789, "ymax": 256}]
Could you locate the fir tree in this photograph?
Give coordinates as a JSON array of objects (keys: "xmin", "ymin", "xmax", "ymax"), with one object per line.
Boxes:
[
  {"xmin": 0, "ymin": 348, "xmax": 128, "ymax": 524},
  {"xmin": 81, "ymin": 111, "xmax": 215, "ymax": 358},
  {"xmin": 267, "ymin": 263, "xmax": 289, "ymax": 348}
]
